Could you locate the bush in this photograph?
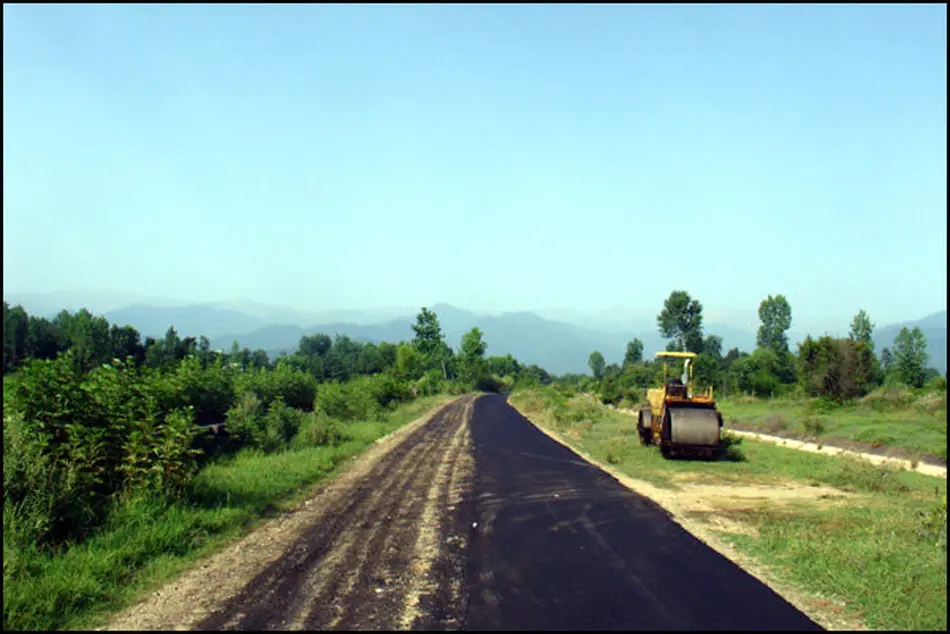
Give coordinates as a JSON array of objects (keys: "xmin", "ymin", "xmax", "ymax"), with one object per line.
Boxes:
[
  {"xmin": 918, "ymin": 494, "xmax": 947, "ymax": 551},
  {"xmin": 364, "ymin": 373, "xmax": 413, "ymax": 409},
  {"xmin": 927, "ymin": 375, "xmax": 947, "ymax": 391},
  {"xmin": 761, "ymin": 414, "xmax": 788, "ymax": 434},
  {"xmin": 415, "ymin": 368, "xmax": 444, "ymax": 397},
  {"xmin": 294, "ymin": 410, "xmax": 348, "ymax": 447},
  {"xmin": 859, "ymin": 387, "xmax": 917, "ymax": 412},
  {"xmin": 224, "ymin": 391, "xmax": 265, "ymax": 448},
  {"xmin": 261, "ymin": 400, "xmax": 304, "ymax": 452},
  {"xmin": 604, "ymin": 436, "xmax": 630, "ymax": 464},
  {"xmin": 802, "ymin": 415, "xmax": 826, "ymax": 438},
  {"xmin": 2, "ymin": 354, "xmax": 203, "ymax": 548},
  {"xmin": 233, "ymin": 365, "xmax": 317, "ymax": 412},
  {"xmin": 314, "ymin": 380, "xmax": 381, "ymax": 422}
]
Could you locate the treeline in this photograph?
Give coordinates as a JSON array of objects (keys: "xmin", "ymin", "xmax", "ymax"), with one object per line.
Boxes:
[
  {"xmin": 575, "ymin": 291, "xmax": 944, "ymax": 406},
  {"xmin": 2, "ymin": 302, "xmax": 549, "ymax": 554}
]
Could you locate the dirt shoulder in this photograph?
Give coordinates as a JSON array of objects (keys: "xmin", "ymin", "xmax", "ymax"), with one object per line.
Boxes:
[{"xmin": 103, "ymin": 395, "xmax": 477, "ymax": 631}]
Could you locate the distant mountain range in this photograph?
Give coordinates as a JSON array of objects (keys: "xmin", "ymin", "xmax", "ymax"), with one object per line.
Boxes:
[{"xmin": 5, "ymin": 293, "xmax": 945, "ymax": 376}]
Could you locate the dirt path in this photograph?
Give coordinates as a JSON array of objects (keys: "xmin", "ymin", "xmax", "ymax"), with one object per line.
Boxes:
[{"xmin": 104, "ymin": 395, "xmax": 477, "ymax": 631}]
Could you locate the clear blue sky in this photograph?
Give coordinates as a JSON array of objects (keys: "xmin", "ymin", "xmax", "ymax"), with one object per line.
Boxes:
[{"xmin": 3, "ymin": 4, "xmax": 946, "ymax": 332}]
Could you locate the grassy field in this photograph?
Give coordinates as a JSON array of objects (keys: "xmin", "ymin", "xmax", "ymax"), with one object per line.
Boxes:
[
  {"xmin": 717, "ymin": 388, "xmax": 947, "ymax": 461},
  {"xmin": 2, "ymin": 394, "xmax": 455, "ymax": 632},
  {"xmin": 509, "ymin": 388, "xmax": 947, "ymax": 632}
]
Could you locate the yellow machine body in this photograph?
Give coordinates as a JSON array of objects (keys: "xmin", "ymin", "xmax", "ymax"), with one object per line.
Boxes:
[{"xmin": 637, "ymin": 351, "xmax": 723, "ymax": 458}]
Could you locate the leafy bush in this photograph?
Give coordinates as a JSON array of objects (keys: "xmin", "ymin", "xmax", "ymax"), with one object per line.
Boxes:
[
  {"xmin": 598, "ymin": 379, "xmax": 623, "ymax": 406},
  {"xmin": 2, "ymin": 354, "xmax": 202, "ymax": 548},
  {"xmin": 802, "ymin": 415, "xmax": 826, "ymax": 438},
  {"xmin": 859, "ymin": 387, "xmax": 917, "ymax": 412},
  {"xmin": 294, "ymin": 410, "xmax": 349, "ymax": 447},
  {"xmin": 261, "ymin": 400, "xmax": 305, "ymax": 452},
  {"xmin": 224, "ymin": 391, "xmax": 264, "ymax": 448},
  {"xmin": 761, "ymin": 414, "xmax": 788, "ymax": 434},
  {"xmin": 917, "ymin": 495, "xmax": 947, "ymax": 551},
  {"xmin": 604, "ymin": 436, "xmax": 630, "ymax": 464},
  {"xmin": 364, "ymin": 373, "xmax": 413, "ymax": 409},
  {"xmin": 927, "ymin": 375, "xmax": 947, "ymax": 391},
  {"xmin": 233, "ymin": 365, "xmax": 318, "ymax": 412},
  {"xmin": 313, "ymin": 380, "xmax": 381, "ymax": 422},
  {"xmin": 415, "ymin": 368, "xmax": 444, "ymax": 397}
]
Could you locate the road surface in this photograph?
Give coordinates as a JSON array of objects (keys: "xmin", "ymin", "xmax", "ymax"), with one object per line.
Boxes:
[{"xmin": 110, "ymin": 394, "xmax": 823, "ymax": 631}]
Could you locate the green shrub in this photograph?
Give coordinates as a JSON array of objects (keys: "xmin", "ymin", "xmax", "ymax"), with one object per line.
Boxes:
[
  {"xmin": 2, "ymin": 354, "xmax": 201, "ymax": 548},
  {"xmin": 415, "ymin": 368, "xmax": 444, "ymax": 397},
  {"xmin": 802, "ymin": 415, "xmax": 826, "ymax": 438},
  {"xmin": 261, "ymin": 400, "xmax": 304, "ymax": 452},
  {"xmin": 294, "ymin": 410, "xmax": 348, "ymax": 447},
  {"xmin": 233, "ymin": 365, "xmax": 317, "ymax": 412},
  {"xmin": 860, "ymin": 386, "xmax": 917, "ymax": 412},
  {"xmin": 604, "ymin": 436, "xmax": 630, "ymax": 464},
  {"xmin": 918, "ymin": 495, "xmax": 947, "ymax": 551},
  {"xmin": 761, "ymin": 414, "xmax": 788, "ymax": 434},
  {"xmin": 224, "ymin": 391, "xmax": 264, "ymax": 448},
  {"xmin": 364, "ymin": 373, "xmax": 413, "ymax": 409},
  {"xmin": 927, "ymin": 375, "xmax": 947, "ymax": 391}
]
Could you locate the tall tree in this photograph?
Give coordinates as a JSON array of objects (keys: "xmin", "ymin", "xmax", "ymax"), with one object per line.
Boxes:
[
  {"xmin": 411, "ymin": 307, "xmax": 449, "ymax": 378},
  {"xmin": 880, "ymin": 347, "xmax": 892, "ymax": 372},
  {"xmin": 702, "ymin": 334, "xmax": 723, "ymax": 361},
  {"xmin": 3, "ymin": 302, "xmax": 29, "ymax": 372},
  {"xmin": 892, "ymin": 326, "xmax": 928, "ymax": 388},
  {"xmin": 849, "ymin": 309, "xmax": 875, "ymax": 351},
  {"xmin": 588, "ymin": 350, "xmax": 606, "ymax": 380},
  {"xmin": 657, "ymin": 290, "xmax": 704, "ymax": 353},
  {"xmin": 459, "ymin": 327, "xmax": 488, "ymax": 384},
  {"xmin": 623, "ymin": 338, "xmax": 644, "ymax": 366},
  {"xmin": 26, "ymin": 315, "xmax": 62, "ymax": 361},
  {"xmin": 756, "ymin": 295, "xmax": 792, "ymax": 354}
]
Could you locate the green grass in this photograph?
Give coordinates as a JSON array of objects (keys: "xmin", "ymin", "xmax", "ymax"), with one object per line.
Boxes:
[
  {"xmin": 509, "ymin": 389, "xmax": 948, "ymax": 631},
  {"xmin": 717, "ymin": 390, "xmax": 947, "ymax": 459},
  {"xmin": 3, "ymin": 394, "xmax": 454, "ymax": 632}
]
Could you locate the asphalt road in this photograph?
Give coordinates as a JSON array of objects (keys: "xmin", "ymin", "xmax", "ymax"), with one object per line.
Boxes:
[
  {"xmin": 464, "ymin": 394, "xmax": 822, "ymax": 631},
  {"xmin": 136, "ymin": 394, "xmax": 822, "ymax": 631}
]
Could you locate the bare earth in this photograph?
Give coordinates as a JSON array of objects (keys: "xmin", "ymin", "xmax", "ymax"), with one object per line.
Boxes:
[
  {"xmin": 106, "ymin": 395, "xmax": 477, "ymax": 631},
  {"xmin": 106, "ymin": 394, "xmax": 823, "ymax": 631}
]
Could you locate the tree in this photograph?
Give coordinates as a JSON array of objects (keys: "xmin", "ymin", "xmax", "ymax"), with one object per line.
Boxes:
[
  {"xmin": 657, "ymin": 290, "xmax": 704, "ymax": 353},
  {"xmin": 3, "ymin": 302, "xmax": 30, "ymax": 372},
  {"xmin": 26, "ymin": 315, "xmax": 62, "ymax": 362},
  {"xmin": 702, "ymin": 335, "xmax": 723, "ymax": 361},
  {"xmin": 880, "ymin": 347, "xmax": 892, "ymax": 372},
  {"xmin": 892, "ymin": 326, "xmax": 928, "ymax": 388},
  {"xmin": 299, "ymin": 334, "xmax": 332, "ymax": 358},
  {"xmin": 459, "ymin": 327, "xmax": 488, "ymax": 384},
  {"xmin": 411, "ymin": 307, "xmax": 449, "ymax": 377},
  {"xmin": 757, "ymin": 295, "xmax": 792, "ymax": 354},
  {"xmin": 623, "ymin": 338, "xmax": 644, "ymax": 366},
  {"xmin": 588, "ymin": 351, "xmax": 606, "ymax": 380},
  {"xmin": 849, "ymin": 309, "xmax": 875, "ymax": 351},
  {"xmin": 796, "ymin": 335, "xmax": 877, "ymax": 400}
]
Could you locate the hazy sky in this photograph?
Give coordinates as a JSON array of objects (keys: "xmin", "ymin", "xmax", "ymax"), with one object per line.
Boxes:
[{"xmin": 3, "ymin": 4, "xmax": 946, "ymax": 331}]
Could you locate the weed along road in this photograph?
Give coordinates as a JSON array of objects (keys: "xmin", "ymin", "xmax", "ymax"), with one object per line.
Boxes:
[{"xmin": 108, "ymin": 394, "xmax": 822, "ymax": 631}]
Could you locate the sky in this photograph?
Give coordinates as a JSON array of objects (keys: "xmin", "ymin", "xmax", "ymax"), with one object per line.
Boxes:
[{"xmin": 3, "ymin": 4, "xmax": 947, "ymax": 333}]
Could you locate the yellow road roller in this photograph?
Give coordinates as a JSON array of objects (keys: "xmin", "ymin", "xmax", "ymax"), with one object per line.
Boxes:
[{"xmin": 636, "ymin": 351, "xmax": 723, "ymax": 459}]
